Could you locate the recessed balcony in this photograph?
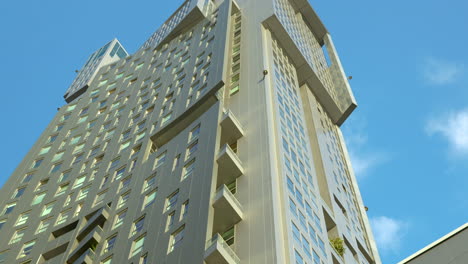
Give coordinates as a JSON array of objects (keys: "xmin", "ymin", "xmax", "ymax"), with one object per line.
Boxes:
[
  {"xmin": 213, "ymin": 185, "xmax": 243, "ymax": 234},
  {"xmin": 204, "ymin": 234, "xmax": 240, "ymax": 264},
  {"xmin": 220, "ymin": 110, "xmax": 244, "ymax": 145},
  {"xmin": 216, "ymin": 144, "xmax": 244, "ymax": 187}
]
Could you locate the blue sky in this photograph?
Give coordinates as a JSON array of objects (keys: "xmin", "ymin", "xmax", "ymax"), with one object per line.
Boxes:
[{"xmin": 0, "ymin": 0, "xmax": 467, "ymax": 263}]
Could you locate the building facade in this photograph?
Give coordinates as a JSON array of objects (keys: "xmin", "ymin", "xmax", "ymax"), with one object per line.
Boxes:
[
  {"xmin": 0, "ymin": 0, "xmax": 381, "ymax": 263},
  {"xmin": 399, "ymin": 223, "xmax": 468, "ymax": 264}
]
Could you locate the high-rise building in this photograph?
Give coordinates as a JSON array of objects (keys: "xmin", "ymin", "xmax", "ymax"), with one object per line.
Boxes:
[{"xmin": 0, "ymin": 0, "xmax": 381, "ymax": 263}]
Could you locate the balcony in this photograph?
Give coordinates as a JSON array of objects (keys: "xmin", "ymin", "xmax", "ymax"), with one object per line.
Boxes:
[
  {"xmin": 67, "ymin": 227, "xmax": 103, "ymax": 264},
  {"xmin": 71, "ymin": 248, "xmax": 96, "ymax": 264},
  {"xmin": 213, "ymin": 185, "xmax": 243, "ymax": 234},
  {"xmin": 216, "ymin": 144, "xmax": 244, "ymax": 187},
  {"xmin": 220, "ymin": 110, "xmax": 244, "ymax": 145},
  {"xmin": 204, "ymin": 234, "xmax": 240, "ymax": 264}
]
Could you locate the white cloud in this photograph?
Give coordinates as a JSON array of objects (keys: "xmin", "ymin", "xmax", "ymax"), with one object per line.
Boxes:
[
  {"xmin": 426, "ymin": 108, "xmax": 468, "ymax": 154},
  {"xmin": 342, "ymin": 117, "xmax": 388, "ymax": 179},
  {"xmin": 370, "ymin": 216, "xmax": 407, "ymax": 253},
  {"xmin": 423, "ymin": 57, "xmax": 464, "ymax": 85}
]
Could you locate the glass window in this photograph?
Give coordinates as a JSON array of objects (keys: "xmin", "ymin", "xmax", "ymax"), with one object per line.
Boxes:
[
  {"xmin": 189, "ymin": 125, "xmax": 200, "ymax": 141},
  {"xmin": 133, "ymin": 217, "xmax": 145, "ymax": 235},
  {"xmin": 94, "ymin": 191, "xmax": 106, "ymax": 206},
  {"xmin": 59, "ymin": 170, "xmax": 71, "ymax": 182},
  {"xmin": 41, "ymin": 202, "xmax": 55, "ymax": 217},
  {"xmin": 143, "ymin": 190, "xmax": 157, "ymax": 209},
  {"xmin": 39, "ymin": 146, "xmax": 51, "ymax": 155},
  {"xmin": 23, "ymin": 173, "xmax": 34, "ymax": 183},
  {"xmin": 104, "ymin": 235, "xmax": 117, "ymax": 253},
  {"xmin": 56, "ymin": 209, "xmax": 71, "ymax": 225},
  {"xmin": 182, "ymin": 159, "xmax": 195, "ymax": 180},
  {"xmin": 13, "ymin": 187, "xmax": 26, "ymax": 199},
  {"xmin": 166, "ymin": 212, "xmax": 175, "ymax": 230},
  {"xmin": 52, "ymin": 151, "xmax": 64, "ymax": 162},
  {"xmin": 36, "ymin": 218, "xmax": 52, "ymax": 234},
  {"xmin": 186, "ymin": 140, "xmax": 198, "ymax": 159},
  {"xmin": 9, "ymin": 228, "xmax": 26, "ymax": 244},
  {"xmin": 144, "ymin": 176, "xmax": 156, "ymax": 192},
  {"xmin": 155, "ymin": 152, "xmax": 166, "ymax": 168},
  {"xmin": 115, "ymin": 167, "xmax": 126, "ymax": 180},
  {"xmin": 4, "ymin": 203, "xmax": 16, "ymax": 215},
  {"xmin": 31, "ymin": 192, "xmax": 46, "ymax": 206},
  {"xmin": 114, "ymin": 210, "xmax": 127, "ymax": 229},
  {"xmin": 101, "ymin": 257, "xmax": 112, "ymax": 264},
  {"xmin": 165, "ymin": 190, "xmax": 179, "ymax": 212},
  {"xmin": 0, "ymin": 219, "xmax": 5, "ymax": 230},
  {"xmin": 32, "ymin": 159, "xmax": 43, "ymax": 169},
  {"xmin": 19, "ymin": 240, "xmax": 35, "ymax": 257},
  {"xmin": 118, "ymin": 192, "xmax": 130, "ymax": 208},
  {"xmin": 295, "ymin": 250, "xmax": 304, "ymax": 264},
  {"xmin": 131, "ymin": 235, "xmax": 146, "ymax": 257},
  {"xmin": 15, "ymin": 212, "xmax": 30, "ymax": 226},
  {"xmin": 181, "ymin": 200, "xmax": 189, "ymax": 220},
  {"xmin": 51, "ymin": 163, "xmax": 62, "ymax": 173},
  {"xmin": 73, "ymin": 175, "xmax": 86, "ymax": 189},
  {"xmin": 77, "ymin": 186, "xmax": 90, "ymax": 200},
  {"xmin": 169, "ymin": 225, "xmax": 185, "ymax": 252}
]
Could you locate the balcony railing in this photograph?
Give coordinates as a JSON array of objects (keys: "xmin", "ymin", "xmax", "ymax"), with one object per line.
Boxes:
[{"xmin": 204, "ymin": 234, "xmax": 240, "ymax": 264}]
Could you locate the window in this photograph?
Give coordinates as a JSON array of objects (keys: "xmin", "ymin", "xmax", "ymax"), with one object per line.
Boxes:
[
  {"xmin": 18, "ymin": 240, "xmax": 35, "ymax": 258},
  {"xmin": 74, "ymin": 203, "xmax": 83, "ymax": 217},
  {"xmin": 36, "ymin": 218, "xmax": 52, "ymax": 234},
  {"xmin": 166, "ymin": 211, "xmax": 175, "ymax": 230},
  {"xmin": 3, "ymin": 203, "xmax": 16, "ymax": 215},
  {"xmin": 31, "ymin": 192, "xmax": 46, "ymax": 206},
  {"xmin": 182, "ymin": 159, "xmax": 195, "ymax": 180},
  {"xmin": 0, "ymin": 250, "xmax": 8, "ymax": 263},
  {"xmin": 35, "ymin": 178, "xmax": 49, "ymax": 192},
  {"xmin": 115, "ymin": 166, "xmax": 126, "ymax": 180},
  {"xmin": 120, "ymin": 177, "xmax": 131, "ymax": 191},
  {"xmin": 181, "ymin": 200, "xmax": 189, "ymax": 220},
  {"xmin": 118, "ymin": 192, "xmax": 130, "ymax": 208},
  {"xmin": 13, "ymin": 187, "xmax": 26, "ymax": 199},
  {"xmin": 70, "ymin": 135, "xmax": 81, "ymax": 145},
  {"xmin": 165, "ymin": 190, "xmax": 179, "ymax": 212},
  {"xmin": 51, "ymin": 151, "xmax": 64, "ymax": 162},
  {"xmin": 136, "ymin": 131, "xmax": 146, "ymax": 141},
  {"xmin": 140, "ymin": 254, "xmax": 148, "ymax": 264},
  {"xmin": 32, "ymin": 159, "xmax": 43, "ymax": 169},
  {"xmin": 73, "ymin": 175, "xmax": 86, "ymax": 189},
  {"xmin": 0, "ymin": 219, "xmax": 5, "ymax": 230},
  {"xmin": 104, "ymin": 235, "xmax": 117, "ymax": 253},
  {"xmin": 132, "ymin": 145, "xmax": 141, "ymax": 157},
  {"xmin": 41, "ymin": 202, "xmax": 55, "ymax": 217},
  {"xmin": 56, "ymin": 209, "xmax": 71, "ymax": 225},
  {"xmin": 295, "ymin": 250, "xmax": 304, "ymax": 264},
  {"xmin": 289, "ymin": 198, "xmax": 297, "ymax": 217},
  {"xmin": 302, "ymin": 235, "xmax": 312, "ymax": 258},
  {"xmin": 131, "ymin": 235, "xmax": 146, "ymax": 257},
  {"xmin": 143, "ymin": 190, "xmax": 157, "ymax": 209},
  {"xmin": 144, "ymin": 176, "xmax": 156, "ymax": 192},
  {"xmin": 73, "ymin": 153, "xmax": 84, "ymax": 164},
  {"xmin": 59, "ymin": 170, "xmax": 71, "ymax": 182},
  {"xmin": 169, "ymin": 225, "xmax": 185, "ymax": 253},
  {"xmin": 155, "ymin": 152, "xmax": 166, "ymax": 168},
  {"xmin": 292, "ymin": 222, "xmax": 301, "ymax": 244},
  {"xmin": 77, "ymin": 186, "xmax": 90, "ymax": 200},
  {"xmin": 189, "ymin": 125, "xmax": 200, "ymax": 142},
  {"xmin": 102, "ymin": 257, "xmax": 113, "ymax": 264},
  {"xmin": 133, "ymin": 217, "xmax": 145, "ymax": 235},
  {"xmin": 114, "ymin": 210, "xmax": 127, "ymax": 229},
  {"xmin": 120, "ymin": 141, "xmax": 131, "ymax": 152},
  {"xmin": 39, "ymin": 146, "xmax": 51, "ymax": 155},
  {"xmin": 94, "ymin": 191, "xmax": 107, "ymax": 206},
  {"xmin": 51, "ymin": 162, "xmax": 62, "ymax": 173},
  {"xmin": 23, "ymin": 173, "xmax": 34, "ymax": 183},
  {"xmin": 10, "ymin": 228, "xmax": 26, "ymax": 244},
  {"xmin": 161, "ymin": 112, "xmax": 172, "ymax": 125},
  {"xmin": 186, "ymin": 140, "xmax": 198, "ymax": 159},
  {"xmin": 15, "ymin": 212, "xmax": 30, "ymax": 226}
]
